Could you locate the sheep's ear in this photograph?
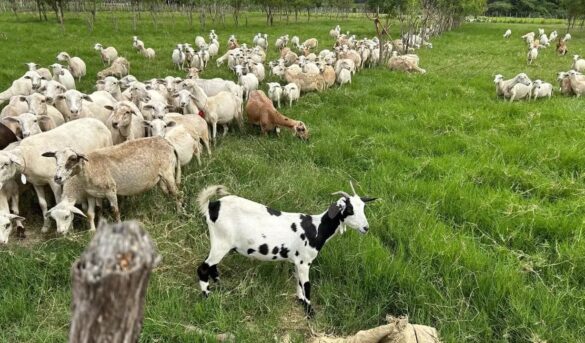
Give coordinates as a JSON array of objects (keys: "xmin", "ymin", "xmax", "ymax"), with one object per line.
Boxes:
[
  {"xmin": 172, "ymin": 92, "xmax": 179, "ymax": 97},
  {"xmin": 142, "ymin": 120, "xmax": 151, "ymax": 128},
  {"xmin": 41, "ymin": 151, "xmax": 56, "ymax": 158},
  {"xmin": 3, "ymin": 116, "xmax": 20, "ymax": 124},
  {"xmin": 18, "ymin": 96, "xmax": 27, "ymax": 102},
  {"xmin": 164, "ymin": 105, "xmax": 174, "ymax": 111},
  {"xmin": 96, "ymin": 80, "xmax": 105, "ymax": 85},
  {"xmin": 104, "ymin": 105, "xmax": 114, "ymax": 111},
  {"xmin": 361, "ymin": 197, "xmax": 378, "ymax": 203},
  {"xmin": 55, "ymin": 94, "xmax": 66, "ymax": 101},
  {"xmin": 77, "ymin": 153, "xmax": 89, "ymax": 161},
  {"xmin": 327, "ymin": 203, "xmax": 342, "ymax": 219},
  {"xmin": 166, "ymin": 120, "xmax": 177, "ymax": 128},
  {"xmin": 23, "ymin": 75, "xmax": 31, "ymax": 80},
  {"xmin": 82, "ymin": 95, "xmax": 93, "ymax": 102},
  {"xmin": 143, "ymin": 104, "xmax": 154, "ymax": 110}
]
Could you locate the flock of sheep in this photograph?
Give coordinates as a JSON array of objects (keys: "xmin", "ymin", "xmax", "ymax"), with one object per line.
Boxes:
[{"xmin": 496, "ymin": 27, "xmax": 585, "ymax": 101}]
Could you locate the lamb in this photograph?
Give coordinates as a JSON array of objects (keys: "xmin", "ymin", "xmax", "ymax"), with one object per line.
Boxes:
[
  {"xmin": 246, "ymin": 90, "xmax": 308, "ymax": 139},
  {"xmin": 187, "ymin": 84, "xmax": 243, "ymax": 144},
  {"xmin": 0, "ymin": 180, "xmax": 24, "ymax": 243},
  {"xmin": 139, "ymin": 45, "xmax": 156, "ymax": 59},
  {"xmin": 521, "ymin": 32, "xmax": 535, "ymax": 44},
  {"xmin": 291, "ymin": 36, "xmax": 301, "ymax": 50},
  {"xmin": 531, "ymin": 80, "xmax": 553, "ymax": 100},
  {"xmin": 56, "ymin": 52, "xmax": 86, "ymax": 81},
  {"xmin": 267, "ymin": 82, "xmax": 283, "ymax": 108},
  {"xmin": 493, "ymin": 73, "xmax": 532, "ymax": 99},
  {"xmin": 563, "ymin": 33, "xmax": 571, "ymax": 42},
  {"xmin": 133, "ymin": 36, "xmax": 145, "ymax": 52},
  {"xmin": 97, "ymin": 57, "xmax": 130, "ymax": 79},
  {"xmin": 94, "ymin": 43, "xmax": 118, "ymax": 65},
  {"xmin": 320, "ymin": 64, "xmax": 336, "ymax": 88},
  {"xmin": 245, "ymin": 60, "xmax": 266, "ymax": 82},
  {"xmin": 145, "ymin": 119, "xmax": 198, "ymax": 166},
  {"xmin": 186, "ymin": 67, "xmax": 200, "ymax": 79},
  {"xmin": 0, "ymin": 71, "xmax": 45, "ymax": 105},
  {"xmin": 549, "ymin": 30, "xmax": 558, "ymax": 41},
  {"xmin": 195, "ymin": 182, "xmax": 376, "ymax": 316},
  {"xmin": 24, "ymin": 62, "xmax": 52, "ymax": 80},
  {"xmin": 330, "ymin": 25, "xmax": 341, "ymax": 39},
  {"xmin": 208, "ymin": 39, "xmax": 219, "ymax": 57},
  {"xmin": 540, "ymin": 34, "xmax": 549, "ymax": 47},
  {"xmin": 54, "ymin": 89, "xmax": 117, "ymax": 123},
  {"xmin": 43, "ymin": 137, "xmax": 181, "ymax": 224},
  {"xmin": 104, "ymin": 101, "xmax": 145, "ymax": 144},
  {"xmin": 572, "ymin": 55, "xmax": 585, "ymax": 72},
  {"xmin": 0, "ymin": 118, "xmax": 112, "ymax": 232},
  {"xmin": 1, "ymin": 95, "xmax": 28, "ymax": 118},
  {"xmin": 503, "ymin": 29, "xmax": 511, "ymax": 39},
  {"xmin": 235, "ymin": 65, "xmax": 259, "ymax": 100},
  {"xmin": 275, "ymin": 35, "xmax": 288, "ymax": 50},
  {"xmin": 335, "ymin": 59, "xmax": 356, "ymax": 75},
  {"xmin": 336, "ymin": 67, "xmax": 352, "ymax": 86},
  {"xmin": 282, "ymin": 83, "xmax": 300, "ymax": 107},
  {"xmin": 557, "ymin": 39, "xmax": 568, "ymax": 56},
  {"xmin": 195, "ymin": 36, "xmax": 206, "ymax": 49},
  {"xmin": 49, "ymin": 63, "xmax": 76, "ymax": 90}
]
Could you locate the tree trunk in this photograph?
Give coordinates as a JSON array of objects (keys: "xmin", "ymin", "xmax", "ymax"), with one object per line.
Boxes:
[{"xmin": 69, "ymin": 220, "xmax": 160, "ymax": 343}]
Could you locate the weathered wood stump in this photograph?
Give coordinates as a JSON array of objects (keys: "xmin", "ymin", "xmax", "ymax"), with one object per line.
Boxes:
[{"xmin": 69, "ymin": 220, "xmax": 160, "ymax": 343}]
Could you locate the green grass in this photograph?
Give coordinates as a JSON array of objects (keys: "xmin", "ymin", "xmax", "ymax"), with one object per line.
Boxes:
[{"xmin": 1, "ymin": 11, "xmax": 585, "ymax": 343}]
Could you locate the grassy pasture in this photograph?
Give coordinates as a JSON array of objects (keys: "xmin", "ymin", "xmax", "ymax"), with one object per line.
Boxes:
[{"xmin": 1, "ymin": 12, "xmax": 585, "ymax": 343}]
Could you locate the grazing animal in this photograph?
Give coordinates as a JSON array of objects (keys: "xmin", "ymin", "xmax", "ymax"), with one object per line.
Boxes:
[
  {"xmin": 196, "ymin": 182, "xmax": 377, "ymax": 316},
  {"xmin": 246, "ymin": 90, "xmax": 308, "ymax": 140},
  {"xmin": 503, "ymin": 29, "xmax": 511, "ymax": 39}
]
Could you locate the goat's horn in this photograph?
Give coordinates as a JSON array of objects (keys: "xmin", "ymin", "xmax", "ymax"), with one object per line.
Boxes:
[
  {"xmin": 332, "ymin": 191, "xmax": 350, "ymax": 198},
  {"xmin": 349, "ymin": 180, "xmax": 357, "ymax": 195}
]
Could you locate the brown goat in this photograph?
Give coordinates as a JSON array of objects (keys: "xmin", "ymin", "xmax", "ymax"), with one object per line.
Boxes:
[
  {"xmin": 245, "ymin": 90, "xmax": 308, "ymax": 140},
  {"xmin": 557, "ymin": 38, "xmax": 568, "ymax": 56}
]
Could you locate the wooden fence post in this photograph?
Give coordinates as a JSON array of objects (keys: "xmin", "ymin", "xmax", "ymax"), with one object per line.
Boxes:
[{"xmin": 69, "ymin": 220, "xmax": 160, "ymax": 343}]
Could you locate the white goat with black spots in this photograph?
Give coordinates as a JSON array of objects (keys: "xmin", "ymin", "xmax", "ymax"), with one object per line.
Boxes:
[{"xmin": 196, "ymin": 182, "xmax": 377, "ymax": 317}]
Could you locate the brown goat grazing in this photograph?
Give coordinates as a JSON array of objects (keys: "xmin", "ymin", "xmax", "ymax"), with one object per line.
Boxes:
[
  {"xmin": 245, "ymin": 90, "xmax": 309, "ymax": 140},
  {"xmin": 0, "ymin": 122, "xmax": 17, "ymax": 149},
  {"xmin": 557, "ymin": 38, "xmax": 568, "ymax": 56}
]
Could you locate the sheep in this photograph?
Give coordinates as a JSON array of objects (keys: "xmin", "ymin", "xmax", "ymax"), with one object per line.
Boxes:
[
  {"xmin": 56, "ymin": 52, "xmax": 86, "ymax": 81},
  {"xmin": 3, "ymin": 112, "xmax": 55, "ymax": 138},
  {"xmin": 195, "ymin": 182, "xmax": 376, "ymax": 316},
  {"xmin": 209, "ymin": 30, "xmax": 218, "ymax": 41},
  {"xmin": 336, "ymin": 67, "xmax": 352, "ymax": 86},
  {"xmin": 493, "ymin": 73, "xmax": 532, "ymax": 99},
  {"xmin": 172, "ymin": 44, "xmax": 186, "ymax": 70},
  {"xmin": 531, "ymin": 80, "xmax": 553, "ymax": 100},
  {"xmin": 187, "ymin": 84, "xmax": 243, "ymax": 144},
  {"xmin": 0, "ymin": 180, "xmax": 25, "ymax": 243},
  {"xmin": 246, "ymin": 90, "xmax": 308, "ymax": 140},
  {"xmin": 284, "ymin": 68, "xmax": 327, "ymax": 93},
  {"xmin": 572, "ymin": 55, "xmax": 585, "ymax": 72},
  {"xmin": 195, "ymin": 36, "xmax": 206, "ymax": 49},
  {"xmin": 17, "ymin": 93, "xmax": 65, "ymax": 127},
  {"xmin": 549, "ymin": 30, "xmax": 558, "ymax": 41},
  {"xmin": 538, "ymin": 28, "xmax": 545, "ymax": 36},
  {"xmin": 96, "ymin": 76, "xmax": 123, "ymax": 101},
  {"xmin": 563, "ymin": 33, "xmax": 571, "ymax": 42},
  {"xmin": 173, "ymin": 89, "xmax": 200, "ymax": 115},
  {"xmin": 208, "ymin": 39, "xmax": 219, "ymax": 57},
  {"xmin": 540, "ymin": 34, "xmax": 550, "ymax": 47},
  {"xmin": 24, "ymin": 62, "xmax": 52, "ymax": 80},
  {"xmin": 186, "ymin": 67, "xmax": 200, "ymax": 79},
  {"xmin": 526, "ymin": 46, "xmax": 538, "ymax": 65},
  {"xmin": 335, "ymin": 59, "xmax": 356, "ymax": 75},
  {"xmin": 337, "ymin": 49, "xmax": 362, "ymax": 71},
  {"xmin": 521, "ymin": 32, "xmax": 535, "ymax": 44},
  {"xmin": 330, "ymin": 25, "xmax": 341, "ymax": 39},
  {"xmin": 139, "ymin": 45, "xmax": 156, "ymax": 59},
  {"xmin": 569, "ymin": 70, "xmax": 585, "ymax": 97},
  {"xmin": 282, "ymin": 83, "xmax": 300, "ymax": 107},
  {"xmin": 387, "ymin": 52, "xmax": 426, "ymax": 74},
  {"xmin": 97, "ymin": 57, "xmax": 130, "ymax": 79},
  {"xmin": 199, "ymin": 49, "xmax": 211, "ymax": 69},
  {"xmin": 39, "ymin": 80, "xmax": 67, "ymax": 105},
  {"xmin": 275, "ymin": 35, "xmax": 288, "ymax": 50},
  {"xmin": 0, "ymin": 118, "xmax": 112, "ymax": 232},
  {"xmin": 235, "ymin": 65, "xmax": 259, "ymax": 100},
  {"xmin": 145, "ymin": 119, "xmax": 198, "ymax": 167},
  {"xmin": 503, "ymin": 29, "xmax": 511, "ymax": 39},
  {"xmin": 267, "ymin": 82, "xmax": 283, "ymax": 108},
  {"xmin": 181, "ymin": 78, "xmax": 242, "ymax": 99},
  {"xmin": 1, "ymin": 95, "xmax": 28, "ymax": 118},
  {"xmin": 0, "ymin": 122, "xmax": 18, "ymax": 150},
  {"xmin": 133, "ymin": 36, "xmax": 145, "ymax": 52},
  {"xmin": 104, "ymin": 101, "xmax": 145, "ymax": 144},
  {"xmin": 54, "ymin": 89, "xmax": 116, "ymax": 123},
  {"xmin": 245, "ymin": 60, "xmax": 266, "ymax": 82},
  {"xmin": 558, "ymin": 72, "xmax": 574, "ymax": 96},
  {"xmin": 49, "ymin": 63, "xmax": 76, "ymax": 90},
  {"xmin": 509, "ymin": 81, "xmax": 533, "ymax": 102},
  {"xmin": 94, "ymin": 43, "xmax": 118, "ymax": 65},
  {"xmin": 0, "ymin": 71, "xmax": 45, "ymax": 105}
]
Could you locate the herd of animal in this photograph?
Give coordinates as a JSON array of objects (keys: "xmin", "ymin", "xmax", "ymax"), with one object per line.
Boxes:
[
  {"xmin": 496, "ymin": 28, "xmax": 585, "ymax": 101},
  {"xmin": 0, "ymin": 23, "xmax": 444, "ymax": 315}
]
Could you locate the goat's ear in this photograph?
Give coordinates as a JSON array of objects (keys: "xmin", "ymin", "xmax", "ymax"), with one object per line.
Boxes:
[
  {"xmin": 361, "ymin": 197, "xmax": 378, "ymax": 203},
  {"xmin": 41, "ymin": 151, "xmax": 56, "ymax": 158},
  {"xmin": 327, "ymin": 203, "xmax": 342, "ymax": 219}
]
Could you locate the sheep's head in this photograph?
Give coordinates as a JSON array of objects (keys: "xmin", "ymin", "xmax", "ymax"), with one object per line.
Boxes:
[
  {"xmin": 42, "ymin": 148, "xmax": 88, "ymax": 185},
  {"xmin": 58, "ymin": 90, "xmax": 92, "ymax": 118},
  {"xmin": 106, "ymin": 103, "xmax": 138, "ymax": 130},
  {"xmin": 293, "ymin": 121, "xmax": 309, "ymax": 140},
  {"xmin": 4, "ymin": 112, "xmax": 41, "ymax": 138},
  {"xmin": 94, "ymin": 43, "xmax": 103, "ymax": 50},
  {"xmin": 42, "ymin": 80, "xmax": 67, "ymax": 104},
  {"xmin": 557, "ymin": 71, "xmax": 569, "ymax": 81},
  {"xmin": 513, "ymin": 73, "xmax": 531, "ymax": 86},
  {"xmin": 144, "ymin": 119, "xmax": 176, "ymax": 137},
  {"xmin": 0, "ymin": 152, "xmax": 22, "ymax": 189},
  {"xmin": 0, "ymin": 213, "xmax": 24, "ymax": 244},
  {"xmin": 56, "ymin": 52, "xmax": 70, "ymax": 62},
  {"xmin": 493, "ymin": 74, "xmax": 504, "ymax": 84},
  {"xmin": 46, "ymin": 202, "xmax": 86, "ymax": 235},
  {"xmin": 23, "ymin": 70, "xmax": 45, "ymax": 90}
]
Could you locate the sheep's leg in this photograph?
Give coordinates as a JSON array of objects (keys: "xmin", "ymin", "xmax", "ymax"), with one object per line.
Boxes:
[
  {"xmin": 222, "ymin": 124, "xmax": 229, "ymax": 137},
  {"xmin": 202, "ymin": 137, "xmax": 212, "ymax": 156},
  {"xmin": 106, "ymin": 192, "xmax": 120, "ymax": 223},
  {"xmin": 48, "ymin": 180, "xmax": 62, "ymax": 203},
  {"xmin": 87, "ymin": 197, "xmax": 96, "ymax": 231},
  {"xmin": 9, "ymin": 193, "xmax": 24, "ymax": 237},
  {"xmin": 198, "ymin": 240, "xmax": 231, "ymax": 297},
  {"xmin": 34, "ymin": 184, "xmax": 51, "ymax": 233},
  {"xmin": 295, "ymin": 262, "xmax": 314, "ymax": 318},
  {"xmin": 212, "ymin": 121, "xmax": 218, "ymax": 145}
]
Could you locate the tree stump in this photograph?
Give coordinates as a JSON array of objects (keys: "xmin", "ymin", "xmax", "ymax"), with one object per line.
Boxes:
[{"xmin": 69, "ymin": 220, "xmax": 160, "ymax": 343}]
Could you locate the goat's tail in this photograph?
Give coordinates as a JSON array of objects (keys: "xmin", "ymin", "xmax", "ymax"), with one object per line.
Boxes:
[{"xmin": 197, "ymin": 185, "xmax": 230, "ymax": 216}]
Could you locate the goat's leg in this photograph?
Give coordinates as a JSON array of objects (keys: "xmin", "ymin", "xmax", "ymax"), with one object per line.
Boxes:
[
  {"xmin": 295, "ymin": 262, "xmax": 314, "ymax": 318},
  {"xmin": 198, "ymin": 240, "xmax": 231, "ymax": 297}
]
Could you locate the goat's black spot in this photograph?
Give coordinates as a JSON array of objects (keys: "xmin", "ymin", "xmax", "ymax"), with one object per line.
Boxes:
[
  {"xmin": 267, "ymin": 207, "xmax": 282, "ymax": 216},
  {"xmin": 272, "ymin": 246, "xmax": 279, "ymax": 254},
  {"xmin": 279, "ymin": 246, "xmax": 289, "ymax": 258},
  {"xmin": 261, "ymin": 234, "xmax": 267, "ymax": 239},
  {"xmin": 208, "ymin": 201, "xmax": 220, "ymax": 222},
  {"xmin": 197, "ymin": 262, "xmax": 210, "ymax": 282},
  {"xmin": 259, "ymin": 244, "xmax": 269, "ymax": 255},
  {"xmin": 300, "ymin": 214, "xmax": 316, "ymax": 238},
  {"xmin": 272, "ymin": 256, "xmax": 277, "ymax": 260},
  {"xmin": 299, "ymin": 198, "xmax": 354, "ymax": 251},
  {"xmin": 209, "ymin": 264, "xmax": 219, "ymax": 281},
  {"xmin": 300, "ymin": 233, "xmax": 306, "ymax": 240},
  {"xmin": 303, "ymin": 282, "xmax": 311, "ymax": 300},
  {"xmin": 247, "ymin": 248, "xmax": 255, "ymax": 254},
  {"xmin": 300, "ymin": 260, "xmax": 303, "ymax": 264},
  {"xmin": 295, "ymin": 251, "xmax": 299, "ymax": 257},
  {"xmin": 291, "ymin": 223, "xmax": 297, "ymax": 232},
  {"xmin": 305, "ymin": 241, "xmax": 307, "ymax": 246}
]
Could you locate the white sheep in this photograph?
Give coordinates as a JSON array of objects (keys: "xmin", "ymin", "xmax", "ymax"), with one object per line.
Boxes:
[
  {"xmin": 18, "ymin": 93, "xmax": 65, "ymax": 128},
  {"xmin": 503, "ymin": 29, "xmax": 512, "ymax": 39},
  {"xmin": 145, "ymin": 119, "xmax": 197, "ymax": 167},
  {"xmin": 132, "ymin": 36, "xmax": 145, "ymax": 52},
  {"xmin": 195, "ymin": 36, "xmax": 207, "ymax": 49},
  {"xmin": 282, "ymin": 83, "xmax": 300, "ymax": 107},
  {"xmin": 56, "ymin": 52, "xmax": 86, "ymax": 81},
  {"xmin": 55, "ymin": 89, "xmax": 116, "ymax": 123},
  {"xmin": 527, "ymin": 47, "xmax": 538, "ymax": 65},
  {"xmin": 104, "ymin": 101, "xmax": 145, "ymax": 144},
  {"xmin": 572, "ymin": 55, "xmax": 585, "ymax": 72},
  {"xmin": 172, "ymin": 44, "xmax": 186, "ymax": 70},
  {"xmin": 336, "ymin": 67, "xmax": 352, "ymax": 86},
  {"xmin": 94, "ymin": 43, "xmax": 118, "ymax": 65},
  {"xmin": 96, "ymin": 76, "xmax": 123, "ymax": 101},
  {"xmin": 493, "ymin": 73, "xmax": 532, "ymax": 99},
  {"xmin": 540, "ymin": 34, "xmax": 549, "ymax": 47},
  {"xmin": 195, "ymin": 183, "xmax": 377, "ymax": 316},
  {"xmin": 549, "ymin": 30, "xmax": 558, "ymax": 41},
  {"xmin": 235, "ymin": 65, "xmax": 259, "ymax": 100},
  {"xmin": 139, "ymin": 46, "xmax": 156, "ymax": 59},
  {"xmin": 24, "ymin": 62, "xmax": 52, "ymax": 80},
  {"xmin": 0, "ymin": 71, "xmax": 45, "ymax": 105},
  {"xmin": 509, "ymin": 81, "xmax": 533, "ymax": 102},
  {"xmin": 173, "ymin": 89, "xmax": 200, "ymax": 115},
  {"xmin": 563, "ymin": 33, "xmax": 571, "ymax": 42},
  {"xmin": 267, "ymin": 82, "xmax": 283, "ymax": 108},
  {"xmin": 531, "ymin": 80, "xmax": 553, "ymax": 100},
  {"xmin": 49, "ymin": 63, "xmax": 76, "ymax": 90},
  {"xmin": 0, "ymin": 179, "xmax": 25, "ymax": 243}
]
